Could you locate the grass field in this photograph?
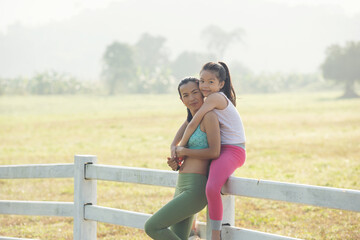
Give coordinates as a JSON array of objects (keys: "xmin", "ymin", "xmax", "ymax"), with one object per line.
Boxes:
[{"xmin": 0, "ymin": 92, "xmax": 359, "ymax": 239}]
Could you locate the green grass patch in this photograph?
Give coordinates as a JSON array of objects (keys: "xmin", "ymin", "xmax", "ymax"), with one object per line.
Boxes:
[{"xmin": 0, "ymin": 92, "xmax": 359, "ymax": 239}]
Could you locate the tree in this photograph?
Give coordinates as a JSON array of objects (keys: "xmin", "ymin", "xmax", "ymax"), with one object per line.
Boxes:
[
  {"xmin": 134, "ymin": 33, "xmax": 171, "ymax": 93},
  {"xmin": 171, "ymin": 51, "xmax": 215, "ymax": 80},
  {"xmin": 101, "ymin": 42, "xmax": 136, "ymax": 95},
  {"xmin": 201, "ymin": 25, "xmax": 245, "ymax": 59},
  {"xmin": 321, "ymin": 41, "xmax": 360, "ymax": 98},
  {"xmin": 135, "ymin": 33, "xmax": 168, "ymax": 71}
]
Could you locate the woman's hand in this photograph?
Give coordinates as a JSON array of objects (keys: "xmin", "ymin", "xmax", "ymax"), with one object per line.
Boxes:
[
  {"xmin": 175, "ymin": 146, "xmax": 186, "ymax": 158},
  {"xmin": 167, "ymin": 157, "xmax": 178, "ymax": 171}
]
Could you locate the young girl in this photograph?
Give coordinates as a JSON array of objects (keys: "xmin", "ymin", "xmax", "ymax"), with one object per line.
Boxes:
[{"xmin": 176, "ymin": 62, "xmax": 246, "ymax": 240}]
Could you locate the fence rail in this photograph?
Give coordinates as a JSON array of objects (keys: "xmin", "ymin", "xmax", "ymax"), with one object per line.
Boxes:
[
  {"xmin": 85, "ymin": 205, "xmax": 151, "ymax": 229},
  {"xmin": 85, "ymin": 164, "xmax": 178, "ymax": 187},
  {"xmin": 0, "ymin": 200, "xmax": 73, "ymax": 217},
  {"xmin": 222, "ymin": 176, "xmax": 360, "ymax": 212},
  {"xmin": 1, "ymin": 155, "xmax": 359, "ymax": 240},
  {"xmin": 0, "ymin": 164, "xmax": 73, "ymax": 178}
]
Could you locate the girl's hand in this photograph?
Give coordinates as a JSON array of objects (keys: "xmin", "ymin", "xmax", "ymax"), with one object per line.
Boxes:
[{"xmin": 170, "ymin": 145, "xmax": 177, "ymax": 159}]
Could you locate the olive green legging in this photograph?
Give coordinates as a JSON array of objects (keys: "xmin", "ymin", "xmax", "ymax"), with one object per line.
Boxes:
[{"xmin": 144, "ymin": 173, "xmax": 208, "ymax": 240}]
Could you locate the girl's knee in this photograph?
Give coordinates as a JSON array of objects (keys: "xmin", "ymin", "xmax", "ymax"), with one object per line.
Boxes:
[{"xmin": 206, "ymin": 183, "xmax": 221, "ymax": 198}]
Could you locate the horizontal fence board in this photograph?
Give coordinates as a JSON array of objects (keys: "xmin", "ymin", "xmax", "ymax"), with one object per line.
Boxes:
[
  {"xmin": 85, "ymin": 164, "xmax": 178, "ymax": 187},
  {"xmin": 85, "ymin": 208, "xmax": 300, "ymax": 240},
  {"xmin": 84, "ymin": 205, "xmax": 151, "ymax": 229},
  {"xmin": 221, "ymin": 226, "xmax": 302, "ymax": 240},
  {"xmin": 85, "ymin": 165, "xmax": 360, "ymax": 212},
  {"xmin": 0, "ymin": 201, "xmax": 73, "ymax": 217},
  {"xmin": 197, "ymin": 222, "xmax": 301, "ymax": 240},
  {"xmin": 222, "ymin": 177, "xmax": 360, "ymax": 212},
  {"xmin": 0, "ymin": 164, "xmax": 73, "ymax": 179},
  {"xmin": 0, "ymin": 237, "xmax": 39, "ymax": 240}
]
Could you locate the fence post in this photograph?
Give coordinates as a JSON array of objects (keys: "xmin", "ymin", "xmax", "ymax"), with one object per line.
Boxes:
[
  {"xmin": 206, "ymin": 195, "xmax": 235, "ymax": 240},
  {"xmin": 222, "ymin": 194, "xmax": 235, "ymax": 229},
  {"xmin": 74, "ymin": 155, "xmax": 97, "ymax": 240}
]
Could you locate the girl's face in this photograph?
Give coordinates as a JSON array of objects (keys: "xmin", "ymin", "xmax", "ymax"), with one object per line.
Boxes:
[
  {"xmin": 199, "ymin": 70, "xmax": 225, "ymax": 97},
  {"xmin": 179, "ymin": 82, "xmax": 204, "ymax": 113}
]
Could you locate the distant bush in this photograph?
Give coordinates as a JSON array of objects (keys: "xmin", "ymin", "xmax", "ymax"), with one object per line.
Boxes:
[
  {"xmin": 0, "ymin": 70, "xmax": 343, "ymax": 96},
  {"xmin": 0, "ymin": 71, "xmax": 98, "ymax": 95},
  {"xmin": 232, "ymin": 72, "xmax": 339, "ymax": 94}
]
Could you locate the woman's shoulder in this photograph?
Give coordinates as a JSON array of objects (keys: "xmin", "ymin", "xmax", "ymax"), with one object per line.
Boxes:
[
  {"xmin": 199, "ymin": 110, "xmax": 218, "ymax": 132},
  {"xmin": 203, "ymin": 110, "xmax": 218, "ymax": 122}
]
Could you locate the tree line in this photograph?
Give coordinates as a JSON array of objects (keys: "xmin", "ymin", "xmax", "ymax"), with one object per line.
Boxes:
[
  {"xmin": 100, "ymin": 35, "xmax": 359, "ymax": 98},
  {"xmin": 1, "ymin": 26, "xmax": 359, "ymax": 98}
]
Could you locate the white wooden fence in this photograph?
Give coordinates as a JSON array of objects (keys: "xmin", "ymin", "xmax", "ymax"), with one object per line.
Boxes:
[{"xmin": 1, "ymin": 155, "xmax": 360, "ymax": 240}]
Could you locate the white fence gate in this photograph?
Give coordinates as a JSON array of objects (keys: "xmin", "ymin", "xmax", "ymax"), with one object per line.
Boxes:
[{"xmin": 1, "ymin": 155, "xmax": 359, "ymax": 240}]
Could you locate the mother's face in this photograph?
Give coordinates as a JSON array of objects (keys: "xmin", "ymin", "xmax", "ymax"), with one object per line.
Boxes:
[{"xmin": 179, "ymin": 82, "xmax": 204, "ymax": 112}]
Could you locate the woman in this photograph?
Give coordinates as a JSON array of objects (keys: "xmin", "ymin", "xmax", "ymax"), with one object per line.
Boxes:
[{"xmin": 144, "ymin": 77, "xmax": 221, "ymax": 240}]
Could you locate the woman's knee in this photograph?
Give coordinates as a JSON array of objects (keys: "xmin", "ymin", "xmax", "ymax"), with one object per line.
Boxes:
[{"xmin": 144, "ymin": 218, "xmax": 157, "ymax": 237}]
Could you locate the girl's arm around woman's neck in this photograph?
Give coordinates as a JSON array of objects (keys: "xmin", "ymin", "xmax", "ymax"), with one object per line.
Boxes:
[
  {"xmin": 180, "ymin": 111, "xmax": 221, "ymax": 160},
  {"xmin": 178, "ymin": 93, "xmax": 225, "ymax": 147}
]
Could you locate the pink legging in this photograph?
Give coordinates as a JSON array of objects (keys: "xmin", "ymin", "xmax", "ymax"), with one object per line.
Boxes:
[{"xmin": 206, "ymin": 145, "xmax": 246, "ymax": 230}]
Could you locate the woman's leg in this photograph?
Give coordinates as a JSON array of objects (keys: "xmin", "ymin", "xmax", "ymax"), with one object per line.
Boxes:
[
  {"xmin": 206, "ymin": 145, "xmax": 246, "ymax": 231},
  {"xmin": 144, "ymin": 174, "xmax": 207, "ymax": 240},
  {"xmin": 170, "ymin": 214, "xmax": 195, "ymax": 240},
  {"xmin": 189, "ymin": 213, "xmax": 198, "ymax": 236}
]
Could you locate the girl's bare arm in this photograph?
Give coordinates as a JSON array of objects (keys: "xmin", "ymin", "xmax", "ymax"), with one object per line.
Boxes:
[
  {"xmin": 170, "ymin": 120, "xmax": 188, "ymax": 158},
  {"xmin": 178, "ymin": 93, "xmax": 225, "ymax": 147},
  {"xmin": 176, "ymin": 111, "xmax": 221, "ymax": 160}
]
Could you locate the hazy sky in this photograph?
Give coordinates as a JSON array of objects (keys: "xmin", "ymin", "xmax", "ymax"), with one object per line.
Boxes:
[
  {"xmin": 1, "ymin": 0, "xmax": 359, "ymax": 34},
  {"xmin": 1, "ymin": 0, "xmax": 360, "ymax": 78}
]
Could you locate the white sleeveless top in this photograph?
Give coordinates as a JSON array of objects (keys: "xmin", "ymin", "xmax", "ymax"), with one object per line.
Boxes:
[{"xmin": 213, "ymin": 92, "xmax": 246, "ymax": 145}]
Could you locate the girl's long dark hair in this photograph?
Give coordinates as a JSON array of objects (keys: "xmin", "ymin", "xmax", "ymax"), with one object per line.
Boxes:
[
  {"xmin": 177, "ymin": 77, "xmax": 200, "ymax": 122},
  {"xmin": 201, "ymin": 61, "xmax": 236, "ymax": 106}
]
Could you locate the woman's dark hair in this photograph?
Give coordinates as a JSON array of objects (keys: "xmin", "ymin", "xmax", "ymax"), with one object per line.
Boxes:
[
  {"xmin": 201, "ymin": 61, "xmax": 236, "ymax": 106},
  {"xmin": 177, "ymin": 77, "xmax": 200, "ymax": 122}
]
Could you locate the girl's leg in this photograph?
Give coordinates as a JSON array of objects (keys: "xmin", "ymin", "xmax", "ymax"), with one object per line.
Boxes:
[
  {"xmin": 206, "ymin": 145, "xmax": 246, "ymax": 231},
  {"xmin": 144, "ymin": 174, "xmax": 207, "ymax": 240}
]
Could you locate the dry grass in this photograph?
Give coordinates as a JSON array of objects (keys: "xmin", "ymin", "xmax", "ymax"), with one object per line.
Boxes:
[{"xmin": 0, "ymin": 92, "xmax": 359, "ymax": 239}]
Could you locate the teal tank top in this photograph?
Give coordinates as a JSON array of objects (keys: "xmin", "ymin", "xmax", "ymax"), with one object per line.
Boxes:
[{"xmin": 188, "ymin": 125, "xmax": 209, "ymax": 149}]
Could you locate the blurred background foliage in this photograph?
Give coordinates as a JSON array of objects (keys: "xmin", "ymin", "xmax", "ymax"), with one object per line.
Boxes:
[{"xmin": 1, "ymin": 26, "xmax": 359, "ymax": 97}]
